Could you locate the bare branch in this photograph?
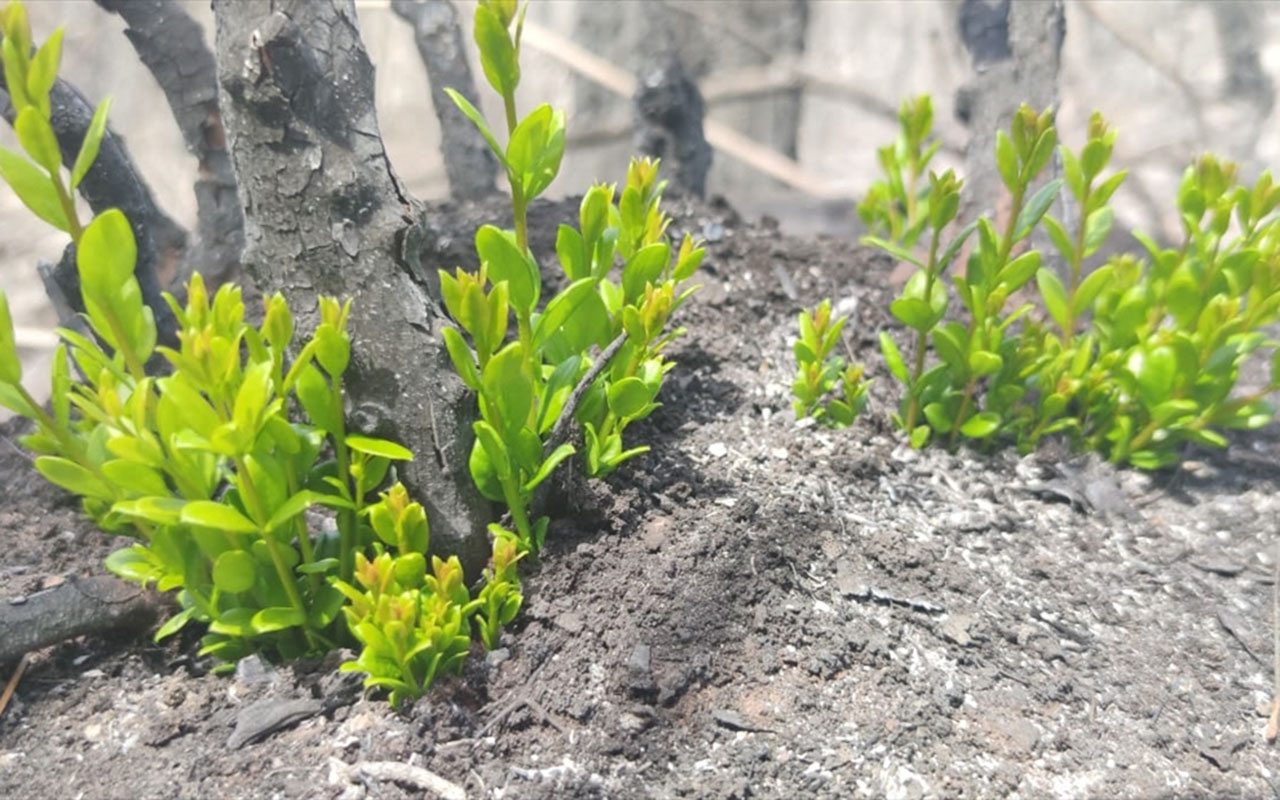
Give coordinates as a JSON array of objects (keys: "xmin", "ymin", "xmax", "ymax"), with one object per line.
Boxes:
[
  {"xmin": 519, "ymin": 20, "xmax": 845, "ymax": 200},
  {"xmin": 96, "ymin": 0, "xmax": 245, "ymax": 286},
  {"xmin": 699, "ymin": 58, "xmax": 967, "ymax": 158},
  {"xmin": 391, "ymin": 0, "xmax": 497, "ymax": 201}
]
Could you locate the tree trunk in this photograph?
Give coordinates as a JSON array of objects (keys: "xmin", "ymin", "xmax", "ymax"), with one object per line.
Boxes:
[
  {"xmin": 97, "ymin": 0, "xmax": 245, "ymax": 287},
  {"xmin": 211, "ymin": 0, "xmax": 491, "ymax": 573},
  {"xmin": 391, "ymin": 0, "xmax": 497, "ymax": 201},
  {"xmin": 956, "ymin": 0, "xmax": 1065, "ymax": 263}
]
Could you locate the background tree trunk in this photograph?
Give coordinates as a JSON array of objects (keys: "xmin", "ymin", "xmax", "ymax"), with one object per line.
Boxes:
[
  {"xmin": 956, "ymin": 0, "xmax": 1065, "ymax": 223},
  {"xmin": 97, "ymin": 0, "xmax": 245, "ymax": 287},
  {"xmin": 211, "ymin": 0, "xmax": 491, "ymax": 572},
  {"xmin": 390, "ymin": 0, "xmax": 497, "ymax": 201}
]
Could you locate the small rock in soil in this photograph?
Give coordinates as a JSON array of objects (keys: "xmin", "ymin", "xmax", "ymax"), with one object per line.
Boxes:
[
  {"xmin": 939, "ymin": 612, "xmax": 976, "ymax": 646},
  {"xmin": 227, "ymin": 696, "xmax": 323, "ymax": 749},
  {"xmin": 485, "ymin": 647, "xmax": 510, "ymax": 669},
  {"xmin": 556, "ymin": 610, "xmax": 585, "ymax": 634},
  {"xmin": 626, "ymin": 643, "xmax": 652, "ymax": 691}
]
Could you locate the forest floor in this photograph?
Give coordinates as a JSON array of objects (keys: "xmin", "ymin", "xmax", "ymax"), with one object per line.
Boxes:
[{"xmin": 2, "ymin": 197, "xmax": 1280, "ymax": 799}]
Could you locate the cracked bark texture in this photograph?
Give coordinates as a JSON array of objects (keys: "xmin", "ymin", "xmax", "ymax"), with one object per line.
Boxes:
[
  {"xmin": 97, "ymin": 0, "xmax": 245, "ymax": 286},
  {"xmin": 390, "ymin": 0, "xmax": 497, "ymax": 201},
  {"xmin": 212, "ymin": 0, "xmax": 491, "ymax": 571},
  {"xmin": 0, "ymin": 59, "xmax": 181, "ymax": 350}
]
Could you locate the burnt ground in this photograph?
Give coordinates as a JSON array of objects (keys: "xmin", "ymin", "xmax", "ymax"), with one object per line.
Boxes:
[{"xmin": 2, "ymin": 197, "xmax": 1280, "ymax": 799}]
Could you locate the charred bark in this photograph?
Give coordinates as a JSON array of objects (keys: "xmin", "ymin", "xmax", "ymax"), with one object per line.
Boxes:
[
  {"xmin": 0, "ymin": 575, "xmax": 164, "ymax": 666},
  {"xmin": 211, "ymin": 0, "xmax": 491, "ymax": 572},
  {"xmin": 635, "ymin": 52, "xmax": 711, "ymax": 198},
  {"xmin": 391, "ymin": 0, "xmax": 497, "ymax": 201},
  {"xmin": 96, "ymin": 0, "xmax": 245, "ymax": 286}
]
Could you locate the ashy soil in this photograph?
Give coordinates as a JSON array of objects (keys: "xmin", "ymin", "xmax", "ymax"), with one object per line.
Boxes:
[{"xmin": 2, "ymin": 196, "xmax": 1280, "ymax": 800}]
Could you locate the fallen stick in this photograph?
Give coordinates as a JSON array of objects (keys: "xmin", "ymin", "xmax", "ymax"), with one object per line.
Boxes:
[
  {"xmin": 329, "ymin": 757, "xmax": 467, "ymax": 800},
  {"xmin": 0, "ymin": 575, "xmax": 165, "ymax": 665},
  {"xmin": 1269, "ymin": 532, "xmax": 1280, "ymax": 742},
  {"xmin": 0, "ymin": 654, "xmax": 29, "ymax": 720}
]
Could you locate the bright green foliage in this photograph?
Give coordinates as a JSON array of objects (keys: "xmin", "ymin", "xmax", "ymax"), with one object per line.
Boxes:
[
  {"xmin": 863, "ymin": 100, "xmax": 1280, "ymax": 467},
  {"xmin": 0, "ymin": 2, "xmax": 110, "ymax": 242},
  {"xmin": 858, "ymin": 95, "xmax": 940, "ymax": 249},
  {"xmin": 1, "ymin": 239, "xmax": 418, "ymax": 661},
  {"xmin": 441, "ymin": 0, "xmax": 703, "ymax": 557},
  {"xmin": 474, "ymin": 531, "xmax": 524, "ymax": 651},
  {"xmin": 331, "ymin": 484, "xmax": 499, "ymax": 708},
  {"xmin": 0, "ymin": 0, "xmax": 518, "ymax": 703},
  {"xmin": 792, "ymin": 299, "xmax": 870, "ymax": 427}
]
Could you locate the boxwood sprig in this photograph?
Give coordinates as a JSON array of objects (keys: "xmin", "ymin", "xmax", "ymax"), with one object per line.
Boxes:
[
  {"xmin": 440, "ymin": 0, "xmax": 704, "ymax": 559},
  {"xmin": 856, "ymin": 98, "xmax": 1280, "ymax": 468}
]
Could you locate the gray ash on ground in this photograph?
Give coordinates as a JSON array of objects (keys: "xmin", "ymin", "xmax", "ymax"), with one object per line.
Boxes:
[{"xmin": 2, "ymin": 197, "xmax": 1279, "ymax": 799}]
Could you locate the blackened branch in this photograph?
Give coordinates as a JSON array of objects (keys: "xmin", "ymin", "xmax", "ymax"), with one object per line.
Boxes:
[
  {"xmin": 635, "ymin": 53, "xmax": 711, "ymax": 198},
  {"xmin": 391, "ymin": 0, "xmax": 498, "ymax": 201},
  {"xmin": 96, "ymin": 0, "xmax": 245, "ymax": 286}
]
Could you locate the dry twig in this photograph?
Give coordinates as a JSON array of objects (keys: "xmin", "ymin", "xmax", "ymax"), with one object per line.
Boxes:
[
  {"xmin": 329, "ymin": 757, "xmax": 466, "ymax": 800},
  {"xmin": 0, "ymin": 654, "xmax": 28, "ymax": 721}
]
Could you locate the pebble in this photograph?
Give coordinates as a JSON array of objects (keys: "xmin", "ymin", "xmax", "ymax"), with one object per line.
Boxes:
[
  {"xmin": 485, "ymin": 647, "xmax": 510, "ymax": 669},
  {"xmin": 627, "ymin": 643, "xmax": 652, "ymax": 685},
  {"xmin": 708, "ymin": 442, "xmax": 728, "ymax": 458},
  {"xmin": 557, "ymin": 610, "xmax": 585, "ymax": 634}
]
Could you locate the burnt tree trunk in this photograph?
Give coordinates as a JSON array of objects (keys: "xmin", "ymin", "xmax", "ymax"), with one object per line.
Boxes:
[
  {"xmin": 211, "ymin": 0, "xmax": 491, "ymax": 572},
  {"xmin": 391, "ymin": 0, "xmax": 497, "ymax": 201},
  {"xmin": 956, "ymin": 0, "xmax": 1065, "ymax": 272},
  {"xmin": 956, "ymin": 0, "xmax": 1065, "ymax": 216},
  {"xmin": 97, "ymin": 0, "xmax": 245, "ymax": 287}
]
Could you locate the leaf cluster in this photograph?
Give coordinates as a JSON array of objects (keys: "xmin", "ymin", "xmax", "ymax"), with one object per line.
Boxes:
[
  {"xmin": 857, "ymin": 95, "xmax": 940, "ymax": 249},
  {"xmin": 862, "ymin": 100, "xmax": 1280, "ymax": 467},
  {"xmin": 0, "ymin": 8, "xmax": 512, "ymax": 704},
  {"xmin": 792, "ymin": 299, "xmax": 870, "ymax": 428},
  {"xmin": 440, "ymin": 1, "xmax": 704, "ymax": 557},
  {"xmin": 332, "ymin": 484, "xmax": 516, "ymax": 707},
  {"xmin": 0, "ymin": 2, "xmax": 109, "ymax": 241}
]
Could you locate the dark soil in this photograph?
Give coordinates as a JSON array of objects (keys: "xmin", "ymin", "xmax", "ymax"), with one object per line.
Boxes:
[{"xmin": 2, "ymin": 197, "xmax": 1280, "ymax": 799}]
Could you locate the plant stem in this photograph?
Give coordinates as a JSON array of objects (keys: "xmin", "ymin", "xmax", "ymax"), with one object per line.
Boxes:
[
  {"xmin": 53, "ymin": 179, "xmax": 83, "ymax": 243},
  {"xmin": 947, "ymin": 381, "xmax": 977, "ymax": 450},
  {"xmin": 501, "ymin": 477, "xmax": 533, "ymax": 553},
  {"xmin": 286, "ymin": 462, "xmax": 320, "ymax": 595},
  {"xmin": 329, "ymin": 382, "xmax": 358, "ymax": 584},
  {"xmin": 947, "ymin": 181, "xmax": 1026, "ymax": 449},
  {"xmin": 100, "ymin": 308, "xmax": 147, "ymax": 381},
  {"xmin": 903, "ymin": 227, "xmax": 943, "ymax": 433},
  {"xmin": 501, "ymin": 91, "xmax": 529, "ymax": 253},
  {"xmin": 1063, "ymin": 185, "xmax": 1091, "ymax": 340},
  {"xmin": 234, "ymin": 455, "xmax": 316, "ymax": 649}
]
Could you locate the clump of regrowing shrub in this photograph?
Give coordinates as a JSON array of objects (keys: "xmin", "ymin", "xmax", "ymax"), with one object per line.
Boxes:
[
  {"xmin": 797, "ymin": 95, "xmax": 1280, "ymax": 468},
  {"xmin": 0, "ymin": 0, "xmax": 701, "ymax": 707},
  {"xmin": 439, "ymin": 0, "xmax": 703, "ymax": 556}
]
